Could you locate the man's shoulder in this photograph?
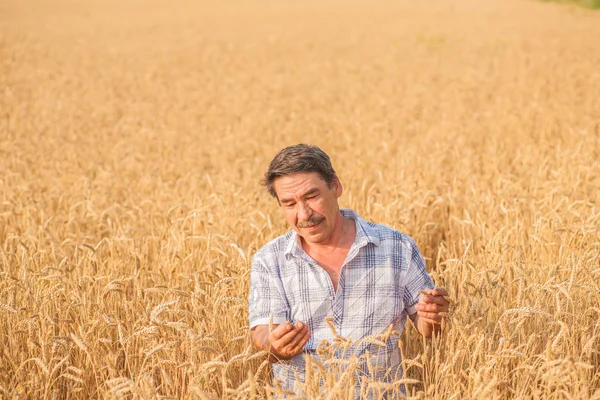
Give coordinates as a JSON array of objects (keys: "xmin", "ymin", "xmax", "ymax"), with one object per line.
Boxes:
[
  {"xmin": 360, "ymin": 218, "xmax": 417, "ymax": 249},
  {"xmin": 253, "ymin": 230, "xmax": 295, "ymax": 260}
]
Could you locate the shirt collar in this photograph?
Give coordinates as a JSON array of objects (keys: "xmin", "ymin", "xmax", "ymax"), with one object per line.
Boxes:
[{"xmin": 284, "ymin": 208, "xmax": 380, "ymax": 259}]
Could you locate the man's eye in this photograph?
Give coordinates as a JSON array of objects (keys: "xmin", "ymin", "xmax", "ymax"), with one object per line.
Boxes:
[{"xmin": 306, "ymin": 195, "xmax": 317, "ymax": 200}]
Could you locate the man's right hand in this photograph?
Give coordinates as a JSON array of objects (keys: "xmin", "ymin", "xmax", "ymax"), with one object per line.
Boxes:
[{"xmin": 251, "ymin": 321, "xmax": 311, "ymax": 361}]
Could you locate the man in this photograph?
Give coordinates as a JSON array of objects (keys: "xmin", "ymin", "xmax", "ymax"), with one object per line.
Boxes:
[{"xmin": 248, "ymin": 144, "xmax": 450, "ymax": 397}]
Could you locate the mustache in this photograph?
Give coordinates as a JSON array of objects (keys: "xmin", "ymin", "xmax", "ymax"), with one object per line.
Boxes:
[{"xmin": 297, "ymin": 216, "xmax": 325, "ymax": 228}]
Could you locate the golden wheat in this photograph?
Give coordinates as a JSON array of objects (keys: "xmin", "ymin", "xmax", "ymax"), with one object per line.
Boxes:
[{"xmin": 1, "ymin": 0, "xmax": 600, "ymax": 398}]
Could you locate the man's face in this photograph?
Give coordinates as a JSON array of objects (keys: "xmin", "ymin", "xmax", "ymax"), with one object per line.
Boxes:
[{"xmin": 273, "ymin": 172, "xmax": 343, "ymax": 245}]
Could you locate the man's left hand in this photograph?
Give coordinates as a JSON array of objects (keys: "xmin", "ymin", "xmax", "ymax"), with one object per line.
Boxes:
[{"xmin": 415, "ymin": 287, "xmax": 450, "ymax": 325}]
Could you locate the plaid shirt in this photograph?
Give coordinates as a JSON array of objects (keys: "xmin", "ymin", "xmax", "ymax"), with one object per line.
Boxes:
[{"xmin": 248, "ymin": 209, "xmax": 435, "ymax": 396}]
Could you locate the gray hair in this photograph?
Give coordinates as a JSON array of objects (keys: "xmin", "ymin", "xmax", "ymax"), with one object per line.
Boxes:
[{"xmin": 262, "ymin": 144, "xmax": 337, "ymax": 199}]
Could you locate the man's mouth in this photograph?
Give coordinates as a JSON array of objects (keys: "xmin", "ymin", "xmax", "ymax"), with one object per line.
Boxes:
[{"xmin": 298, "ymin": 217, "xmax": 324, "ymax": 229}]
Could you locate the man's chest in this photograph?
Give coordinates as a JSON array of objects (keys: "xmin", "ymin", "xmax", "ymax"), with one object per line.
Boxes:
[
  {"xmin": 305, "ymin": 250, "xmax": 348, "ymax": 291},
  {"xmin": 278, "ymin": 253, "xmax": 409, "ymax": 342}
]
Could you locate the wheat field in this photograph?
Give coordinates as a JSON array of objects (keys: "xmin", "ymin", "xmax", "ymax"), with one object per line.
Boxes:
[{"xmin": 1, "ymin": 0, "xmax": 600, "ymax": 398}]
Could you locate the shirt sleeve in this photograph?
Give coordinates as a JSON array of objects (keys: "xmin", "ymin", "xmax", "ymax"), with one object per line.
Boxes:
[
  {"xmin": 403, "ymin": 239, "xmax": 435, "ymax": 315},
  {"xmin": 248, "ymin": 253, "xmax": 290, "ymax": 330}
]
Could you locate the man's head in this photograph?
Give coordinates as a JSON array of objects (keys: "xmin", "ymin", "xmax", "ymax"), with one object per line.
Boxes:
[
  {"xmin": 263, "ymin": 144, "xmax": 344, "ymax": 244},
  {"xmin": 263, "ymin": 144, "xmax": 337, "ymax": 200}
]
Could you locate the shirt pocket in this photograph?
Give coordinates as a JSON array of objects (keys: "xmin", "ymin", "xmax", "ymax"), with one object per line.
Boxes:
[{"xmin": 283, "ymin": 263, "xmax": 332, "ymax": 326}]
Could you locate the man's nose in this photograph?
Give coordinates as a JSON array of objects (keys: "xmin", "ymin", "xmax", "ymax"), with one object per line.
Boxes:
[{"xmin": 297, "ymin": 202, "xmax": 312, "ymax": 221}]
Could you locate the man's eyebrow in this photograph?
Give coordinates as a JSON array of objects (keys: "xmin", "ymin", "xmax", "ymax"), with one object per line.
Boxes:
[{"xmin": 280, "ymin": 188, "xmax": 320, "ymax": 205}]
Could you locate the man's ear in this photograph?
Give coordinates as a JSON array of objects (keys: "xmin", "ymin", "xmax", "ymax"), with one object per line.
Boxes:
[{"xmin": 332, "ymin": 175, "xmax": 343, "ymax": 197}]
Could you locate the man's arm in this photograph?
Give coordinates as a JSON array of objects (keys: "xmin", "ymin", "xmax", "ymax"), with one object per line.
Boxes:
[
  {"xmin": 250, "ymin": 321, "xmax": 311, "ymax": 362},
  {"xmin": 409, "ymin": 287, "xmax": 450, "ymax": 338}
]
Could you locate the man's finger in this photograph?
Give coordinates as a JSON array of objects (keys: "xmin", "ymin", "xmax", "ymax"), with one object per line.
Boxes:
[
  {"xmin": 420, "ymin": 294, "xmax": 450, "ymax": 306},
  {"xmin": 270, "ymin": 322, "xmax": 294, "ymax": 340},
  {"xmin": 287, "ymin": 324, "xmax": 308, "ymax": 346},
  {"xmin": 418, "ymin": 311, "xmax": 444, "ymax": 322},
  {"xmin": 425, "ymin": 296, "xmax": 449, "ymax": 306},
  {"xmin": 276, "ymin": 324, "xmax": 305, "ymax": 346},
  {"xmin": 431, "ymin": 287, "xmax": 449, "ymax": 297},
  {"xmin": 419, "ymin": 294, "xmax": 437, "ymax": 304},
  {"xmin": 287, "ymin": 325, "xmax": 309, "ymax": 349},
  {"xmin": 416, "ymin": 303, "xmax": 440, "ymax": 313},
  {"xmin": 292, "ymin": 329, "xmax": 311, "ymax": 354}
]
